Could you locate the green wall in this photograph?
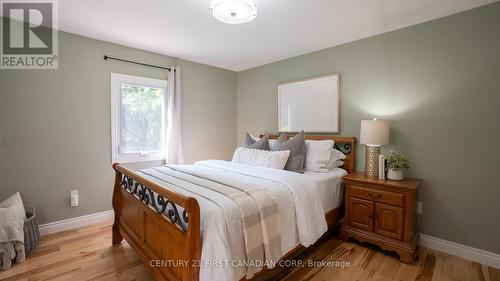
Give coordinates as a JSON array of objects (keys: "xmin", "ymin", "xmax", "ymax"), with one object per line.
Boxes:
[
  {"xmin": 1, "ymin": 3, "xmax": 499, "ymax": 254},
  {"xmin": 237, "ymin": 3, "xmax": 500, "ymax": 253},
  {"xmin": 0, "ymin": 30, "xmax": 237, "ymax": 224}
]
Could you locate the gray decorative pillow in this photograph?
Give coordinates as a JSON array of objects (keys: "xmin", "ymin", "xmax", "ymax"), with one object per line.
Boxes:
[
  {"xmin": 244, "ymin": 133, "xmax": 270, "ymax": 150},
  {"xmin": 271, "ymin": 130, "xmax": 306, "ymax": 173}
]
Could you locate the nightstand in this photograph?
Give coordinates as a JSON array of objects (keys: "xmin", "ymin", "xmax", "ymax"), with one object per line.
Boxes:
[{"xmin": 340, "ymin": 172, "xmax": 421, "ymax": 264}]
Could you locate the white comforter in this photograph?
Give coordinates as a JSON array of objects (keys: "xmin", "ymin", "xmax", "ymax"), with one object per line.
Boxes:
[{"xmin": 139, "ymin": 160, "xmax": 329, "ymax": 281}]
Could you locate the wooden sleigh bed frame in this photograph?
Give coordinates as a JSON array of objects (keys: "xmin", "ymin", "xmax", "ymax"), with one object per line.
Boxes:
[{"xmin": 112, "ymin": 135, "xmax": 356, "ymax": 281}]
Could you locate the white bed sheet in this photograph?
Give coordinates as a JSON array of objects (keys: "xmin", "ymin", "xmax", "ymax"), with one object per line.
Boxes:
[
  {"xmin": 137, "ymin": 161, "xmax": 346, "ymax": 281},
  {"xmin": 303, "ymin": 168, "xmax": 347, "ymax": 212}
]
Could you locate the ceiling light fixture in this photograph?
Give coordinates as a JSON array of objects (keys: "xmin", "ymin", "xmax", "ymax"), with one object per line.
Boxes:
[{"xmin": 209, "ymin": 0, "xmax": 257, "ymax": 25}]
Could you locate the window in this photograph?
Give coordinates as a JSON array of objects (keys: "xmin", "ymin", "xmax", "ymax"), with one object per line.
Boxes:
[{"xmin": 111, "ymin": 73, "xmax": 168, "ymax": 163}]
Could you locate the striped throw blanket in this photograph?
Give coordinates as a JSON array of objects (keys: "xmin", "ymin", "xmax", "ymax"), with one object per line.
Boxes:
[{"xmin": 142, "ymin": 165, "xmax": 282, "ymax": 279}]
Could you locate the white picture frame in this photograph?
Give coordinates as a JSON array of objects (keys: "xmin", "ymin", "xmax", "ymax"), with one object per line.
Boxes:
[{"xmin": 278, "ymin": 73, "xmax": 340, "ymax": 133}]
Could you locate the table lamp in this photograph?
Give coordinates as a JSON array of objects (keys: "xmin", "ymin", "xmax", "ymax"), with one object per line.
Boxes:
[{"xmin": 360, "ymin": 118, "xmax": 390, "ymax": 178}]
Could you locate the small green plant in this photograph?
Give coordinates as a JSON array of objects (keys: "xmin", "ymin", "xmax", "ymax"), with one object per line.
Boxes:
[{"xmin": 386, "ymin": 151, "xmax": 410, "ymax": 171}]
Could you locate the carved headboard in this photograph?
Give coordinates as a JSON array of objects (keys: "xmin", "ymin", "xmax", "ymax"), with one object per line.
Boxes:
[{"xmin": 265, "ymin": 134, "xmax": 356, "ymax": 174}]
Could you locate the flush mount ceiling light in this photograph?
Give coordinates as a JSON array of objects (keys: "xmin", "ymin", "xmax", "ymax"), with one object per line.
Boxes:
[{"xmin": 209, "ymin": 0, "xmax": 257, "ymax": 25}]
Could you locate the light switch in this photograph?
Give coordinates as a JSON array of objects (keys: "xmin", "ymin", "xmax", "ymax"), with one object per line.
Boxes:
[{"xmin": 70, "ymin": 190, "xmax": 79, "ymax": 207}]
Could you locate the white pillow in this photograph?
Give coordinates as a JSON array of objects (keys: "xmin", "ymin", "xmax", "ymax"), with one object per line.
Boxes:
[
  {"xmin": 327, "ymin": 148, "xmax": 347, "ymax": 169},
  {"xmin": 232, "ymin": 147, "xmax": 290, "ymax": 170},
  {"xmin": 330, "ymin": 160, "xmax": 344, "ymax": 168},
  {"xmin": 0, "ymin": 192, "xmax": 26, "ymax": 221},
  {"xmin": 304, "ymin": 140, "xmax": 334, "ymax": 172}
]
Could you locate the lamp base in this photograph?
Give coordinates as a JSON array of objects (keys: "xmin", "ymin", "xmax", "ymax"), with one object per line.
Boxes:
[{"xmin": 365, "ymin": 146, "xmax": 380, "ymax": 178}]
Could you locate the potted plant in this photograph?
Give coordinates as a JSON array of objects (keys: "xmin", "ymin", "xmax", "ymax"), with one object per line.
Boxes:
[{"xmin": 385, "ymin": 151, "xmax": 410, "ymax": 180}]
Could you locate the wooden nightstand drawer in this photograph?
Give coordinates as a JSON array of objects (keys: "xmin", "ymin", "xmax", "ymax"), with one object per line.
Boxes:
[{"xmin": 349, "ymin": 185, "xmax": 405, "ymax": 207}]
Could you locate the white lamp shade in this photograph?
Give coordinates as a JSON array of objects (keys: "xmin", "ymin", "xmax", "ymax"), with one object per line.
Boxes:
[{"xmin": 360, "ymin": 119, "xmax": 390, "ymax": 145}]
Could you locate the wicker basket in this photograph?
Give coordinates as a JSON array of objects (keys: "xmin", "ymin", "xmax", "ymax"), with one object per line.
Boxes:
[{"xmin": 23, "ymin": 205, "xmax": 40, "ymax": 255}]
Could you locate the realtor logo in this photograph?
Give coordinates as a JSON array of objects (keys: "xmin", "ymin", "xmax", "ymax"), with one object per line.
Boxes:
[{"xmin": 1, "ymin": 0, "xmax": 58, "ymax": 69}]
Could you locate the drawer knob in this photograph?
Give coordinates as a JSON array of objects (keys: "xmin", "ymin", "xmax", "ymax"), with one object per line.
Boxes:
[{"xmin": 368, "ymin": 193, "xmax": 382, "ymax": 199}]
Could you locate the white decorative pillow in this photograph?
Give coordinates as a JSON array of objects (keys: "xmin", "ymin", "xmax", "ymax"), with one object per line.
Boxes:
[
  {"xmin": 327, "ymin": 148, "xmax": 347, "ymax": 169},
  {"xmin": 0, "ymin": 192, "xmax": 26, "ymax": 221},
  {"xmin": 232, "ymin": 147, "xmax": 290, "ymax": 170},
  {"xmin": 304, "ymin": 140, "xmax": 334, "ymax": 172}
]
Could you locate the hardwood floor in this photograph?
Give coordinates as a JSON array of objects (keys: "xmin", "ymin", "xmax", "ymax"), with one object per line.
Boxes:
[{"xmin": 0, "ymin": 221, "xmax": 498, "ymax": 281}]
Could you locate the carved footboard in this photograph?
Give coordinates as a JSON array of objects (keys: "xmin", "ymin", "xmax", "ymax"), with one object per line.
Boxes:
[{"xmin": 112, "ymin": 163, "xmax": 201, "ymax": 281}]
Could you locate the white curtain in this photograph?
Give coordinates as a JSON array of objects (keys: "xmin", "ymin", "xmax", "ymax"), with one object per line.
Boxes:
[{"xmin": 165, "ymin": 67, "xmax": 184, "ymax": 164}]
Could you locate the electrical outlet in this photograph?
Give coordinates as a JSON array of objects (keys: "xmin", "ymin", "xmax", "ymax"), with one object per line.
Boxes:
[
  {"xmin": 417, "ymin": 201, "xmax": 423, "ymax": 215},
  {"xmin": 70, "ymin": 190, "xmax": 79, "ymax": 207}
]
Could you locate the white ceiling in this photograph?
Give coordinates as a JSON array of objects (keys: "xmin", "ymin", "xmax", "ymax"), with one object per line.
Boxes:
[{"xmin": 59, "ymin": 0, "xmax": 497, "ymax": 71}]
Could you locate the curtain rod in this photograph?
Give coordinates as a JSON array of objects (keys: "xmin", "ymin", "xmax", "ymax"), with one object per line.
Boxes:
[{"xmin": 103, "ymin": 55, "xmax": 173, "ymax": 71}]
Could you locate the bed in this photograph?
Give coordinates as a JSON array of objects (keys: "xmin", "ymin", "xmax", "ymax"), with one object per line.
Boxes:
[{"xmin": 111, "ymin": 135, "xmax": 356, "ymax": 281}]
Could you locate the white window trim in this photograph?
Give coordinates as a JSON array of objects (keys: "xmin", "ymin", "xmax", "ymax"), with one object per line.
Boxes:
[{"xmin": 110, "ymin": 73, "xmax": 168, "ymax": 163}]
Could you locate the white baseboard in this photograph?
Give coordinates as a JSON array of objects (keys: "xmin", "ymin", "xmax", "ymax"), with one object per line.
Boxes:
[
  {"xmin": 39, "ymin": 210, "xmax": 114, "ymax": 236},
  {"xmin": 420, "ymin": 234, "xmax": 500, "ymax": 269}
]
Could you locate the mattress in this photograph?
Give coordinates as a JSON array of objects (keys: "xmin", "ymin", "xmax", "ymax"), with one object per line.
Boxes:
[{"xmin": 303, "ymin": 168, "xmax": 347, "ymax": 212}]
